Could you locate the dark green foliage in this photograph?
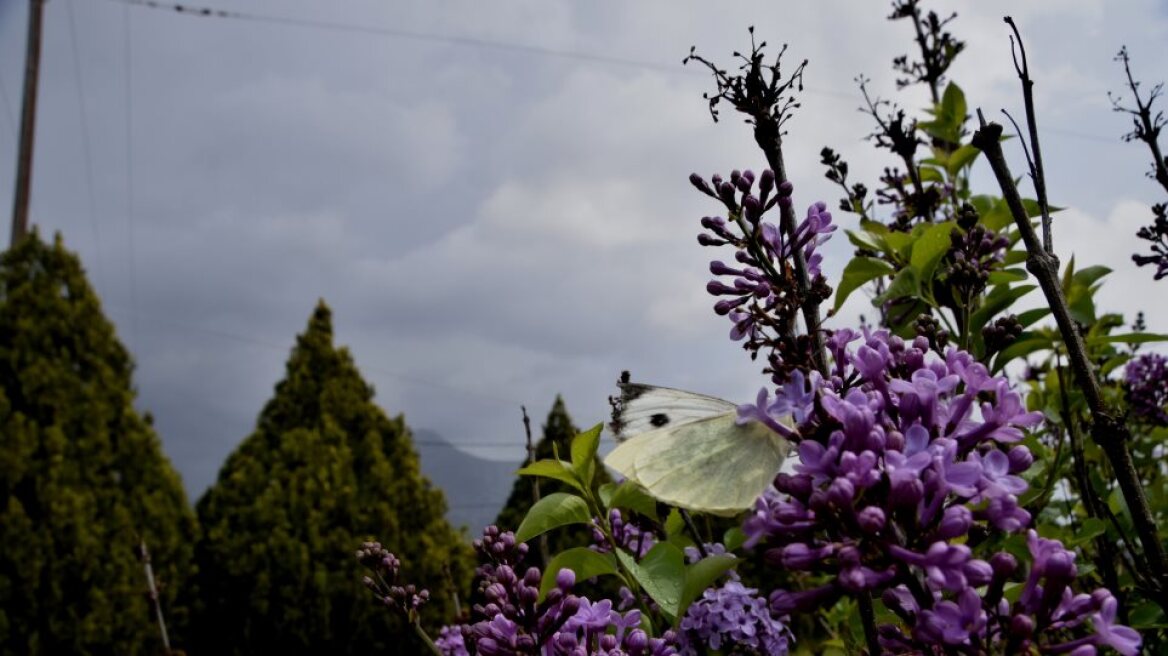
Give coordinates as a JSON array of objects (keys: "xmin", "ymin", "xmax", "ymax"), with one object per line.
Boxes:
[
  {"xmin": 494, "ymin": 397, "xmax": 609, "ymax": 556},
  {"xmin": 193, "ymin": 301, "xmax": 473, "ymax": 655},
  {"xmin": 0, "ymin": 232, "xmax": 198, "ymax": 654}
]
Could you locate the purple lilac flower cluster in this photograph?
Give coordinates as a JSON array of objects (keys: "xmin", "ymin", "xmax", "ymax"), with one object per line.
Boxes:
[
  {"xmin": 692, "ymin": 169, "xmax": 835, "ymax": 379},
  {"xmin": 735, "ymin": 328, "xmax": 1141, "ymax": 654},
  {"xmin": 678, "ymin": 581, "xmax": 792, "ymax": 656},
  {"xmin": 436, "ymin": 526, "xmax": 679, "ymax": 656},
  {"xmin": 591, "ymin": 510, "xmax": 656, "ymax": 558},
  {"xmin": 1125, "ymin": 351, "xmax": 1168, "ymax": 425},
  {"xmin": 944, "ymin": 216, "xmax": 1009, "ymax": 301}
]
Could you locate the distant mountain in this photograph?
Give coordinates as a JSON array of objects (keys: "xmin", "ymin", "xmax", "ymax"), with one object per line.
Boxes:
[{"xmin": 415, "ymin": 429, "xmax": 518, "ymax": 536}]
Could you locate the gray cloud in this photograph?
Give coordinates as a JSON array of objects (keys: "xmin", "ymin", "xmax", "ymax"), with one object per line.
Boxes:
[{"xmin": 3, "ymin": 0, "xmax": 1166, "ymax": 503}]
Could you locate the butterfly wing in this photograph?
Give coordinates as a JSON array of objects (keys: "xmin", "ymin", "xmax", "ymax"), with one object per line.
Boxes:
[
  {"xmin": 609, "ymin": 383, "xmax": 738, "ymax": 442},
  {"xmin": 605, "ymin": 411, "xmax": 789, "ymax": 517}
]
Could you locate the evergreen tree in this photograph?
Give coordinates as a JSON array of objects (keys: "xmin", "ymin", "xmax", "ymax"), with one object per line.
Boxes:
[
  {"xmin": 193, "ymin": 301, "xmax": 472, "ymax": 655},
  {"xmin": 0, "ymin": 232, "xmax": 198, "ymax": 654},
  {"xmin": 494, "ymin": 396, "xmax": 609, "ymax": 555}
]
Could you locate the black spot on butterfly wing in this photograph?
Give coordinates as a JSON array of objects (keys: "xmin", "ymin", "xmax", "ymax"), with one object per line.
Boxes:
[{"xmin": 649, "ymin": 413, "xmax": 670, "ymax": 427}]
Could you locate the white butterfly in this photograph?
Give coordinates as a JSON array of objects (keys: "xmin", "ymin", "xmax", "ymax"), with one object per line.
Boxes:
[{"xmin": 605, "ymin": 382, "xmax": 791, "ymax": 517}]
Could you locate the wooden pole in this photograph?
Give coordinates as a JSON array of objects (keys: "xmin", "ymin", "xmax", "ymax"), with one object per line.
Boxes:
[
  {"xmin": 136, "ymin": 540, "xmax": 173, "ymax": 655},
  {"xmin": 10, "ymin": 0, "xmax": 46, "ymax": 248}
]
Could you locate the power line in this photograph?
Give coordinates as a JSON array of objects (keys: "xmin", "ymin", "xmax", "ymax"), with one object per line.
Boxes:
[
  {"xmin": 65, "ymin": 0, "xmax": 103, "ymax": 289},
  {"xmin": 122, "ymin": 3, "xmax": 139, "ymax": 341},
  {"xmin": 104, "ymin": 0, "xmax": 687, "ymax": 75},
  {"xmin": 104, "ymin": 0, "xmax": 1127, "ymax": 147}
]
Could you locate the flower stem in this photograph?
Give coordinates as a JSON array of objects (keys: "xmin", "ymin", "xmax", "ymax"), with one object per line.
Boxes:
[{"xmin": 973, "ymin": 113, "xmax": 1168, "ymax": 612}]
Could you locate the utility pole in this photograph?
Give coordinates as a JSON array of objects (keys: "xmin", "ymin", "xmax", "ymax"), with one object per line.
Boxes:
[
  {"xmin": 10, "ymin": 0, "xmax": 47, "ymax": 249},
  {"xmin": 135, "ymin": 539, "xmax": 173, "ymax": 655}
]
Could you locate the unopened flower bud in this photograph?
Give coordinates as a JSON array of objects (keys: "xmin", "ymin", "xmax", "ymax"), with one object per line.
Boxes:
[
  {"xmin": 782, "ymin": 542, "xmax": 832, "ymax": 569},
  {"xmin": 889, "ymin": 477, "xmax": 924, "ymax": 508},
  {"xmin": 937, "ymin": 505, "xmax": 972, "ymax": 539},
  {"xmin": 556, "ymin": 568, "xmax": 575, "ymax": 590},
  {"xmin": 689, "ymin": 173, "xmax": 714, "ymax": 196},
  {"xmin": 857, "ymin": 506, "xmax": 886, "ymax": 534},
  {"xmin": 759, "ymin": 169, "xmax": 775, "ymax": 193},
  {"xmin": 964, "ymin": 559, "xmax": 993, "ymax": 586},
  {"xmin": 1007, "ymin": 445, "xmax": 1033, "ymax": 473},
  {"xmin": 1009, "ymin": 613, "xmax": 1034, "ymax": 638},
  {"xmin": 827, "ymin": 477, "xmax": 855, "ymax": 507},
  {"xmin": 991, "ymin": 552, "xmax": 1019, "ymax": 578},
  {"xmin": 775, "ymin": 473, "xmax": 812, "ymax": 499}
]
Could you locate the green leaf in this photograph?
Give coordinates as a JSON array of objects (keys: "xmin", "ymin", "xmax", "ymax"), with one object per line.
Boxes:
[
  {"xmin": 1021, "ymin": 198, "xmax": 1063, "ymax": 218},
  {"xmin": 919, "ymin": 165, "xmax": 945, "ymax": 183},
  {"xmin": 570, "ymin": 423, "xmax": 602, "ymax": 488},
  {"xmin": 539, "ymin": 548, "xmax": 618, "ymax": 600},
  {"xmin": 834, "ymin": 257, "xmax": 896, "ymax": 312},
  {"xmin": 678, "ymin": 555, "xmax": 740, "ymax": 619},
  {"xmin": 845, "ymin": 229, "xmax": 885, "ymax": 253},
  {"xmin": 723, "ymin": 527, "xmax": 747, "ymax": 552},
  {"xmin": 992, "ymin": 335, "xmax": 1052, "ymax": 373},
  {"xmin": 883, "ymin": 231, "xmax": 914, "ymax": 259},
  {"xmin": 977, "ymin": 197, "xmax": 1014, "ymax": 232},
  {"xmin": 1130, "ymin": 602, "xmax": 1167, "ymax": 629},
  {"xmin": 947, "ymin": 144, "xmax": 980, "ymax": 175},
  {"xmin": 607, "ymin": 481, "xmax": 659, "ymax": 519},
  {"xmin": 515, "ymin": 493, "xmax": 592, "ymax": 543},
  {"xmin": 909, "ymin": 221, "xmax": 956, "ymax": 284},
  {"xmin": 969, "ymin": 284, "xmax": 1036, "ymax": 336},
  {"xmin": 873, "ymin": 267, "xmax": 919, "ymax": 306},
  {"xmin": 986, "ymin": 268, "xmax": 1027, "ymax": 285},
  {"xmin": 1086, "ymin": 332, "xmax": 1168, "ymax": 346},
  {"xmin": 663, "ymin": 508, "xmax": 685, "ymax": 538},
  {"xmin": 1066, "ymin": 518, "xmax": 1107, "ymax": 547},
  {"xmin": 1015, "ymin": 307, "xmax": 1050, "ymax": 328},
  {"xmin": 617, "ymin": 543, "xmax": 686, "ymax": 620},
  {"xmin": 1073, "ymin": 265, "xmax": 1112, "ymax": 288},
  {"xmin": 516, "ymin": 459, "xmax": 585, "ymax": 494},
  {"xmin": 942, "ymin": 82, "xmax": 967, "ymax": 128}
]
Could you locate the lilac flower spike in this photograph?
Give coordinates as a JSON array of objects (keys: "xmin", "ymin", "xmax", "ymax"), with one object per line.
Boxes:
[{"xmin": 729, "ymin": 329, "xmax": 1139, "ymax": 654}]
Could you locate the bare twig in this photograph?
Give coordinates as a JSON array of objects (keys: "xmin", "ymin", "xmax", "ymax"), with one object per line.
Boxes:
[
  {"xmin": 972, "ymin": 112, "xmax": 1168, "ymax": 608},
  {"xmin": 685, "ymin": 33, "xmax": 829, "ymax": 374},
  {"xmin": 1055, "ymin": 356, "xmax": 1127, "ymax": 622},
  {"xmin": 1111, "ymin": 46, "xmax": 1168, "ymax": 194},
  {"xmin": 522, "ymin": 406, "xmax": 549, "ymax": 568},
  {"xmin": 1004, "ymin": 17, "xmax": 1053, "ymax": 253},
  {"xmin": 679, "ymin": 510, "xmax": 710, "ymax": 559}
]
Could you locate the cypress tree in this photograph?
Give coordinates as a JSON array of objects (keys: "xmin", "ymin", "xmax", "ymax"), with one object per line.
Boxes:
[
  {"xmin": 193, "ymin": 301, "xmax": 472, "ymax": 655},
  {"xmin": 0, "ymin": 232, "xmax": 198, "ymax": 654},
  {"xmin": 494, "ymin": 396, "xmax": 609, "ymax": 555}
]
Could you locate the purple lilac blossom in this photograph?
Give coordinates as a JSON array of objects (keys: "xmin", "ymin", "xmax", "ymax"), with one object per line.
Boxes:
[
  {"xmin": 591, "ymin": 509, "xmax": 656, "ymax": 558},
  {"xmin": 1125, "ymin": 351, "xmax": 1168, "ymax": 425},
  {"xmin": 435, "ymin": 526, "xmax": 678, "ymax": 656},
  {"xmin": 678, "ymin": 581, "xmax": 792, "ymax": 656},
  {"xmin": 694, "ymin": 170, "xmax": 834, "ymax": 365},
  {"xmin": 732, "ymin": 328, "xmax": 1140, "ymax": 653}
]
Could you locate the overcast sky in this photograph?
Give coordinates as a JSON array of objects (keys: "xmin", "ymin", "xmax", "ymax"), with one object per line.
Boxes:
[{"xmin": 2, "ymin": 0, "xmax": 1166, "ymax": 505}]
